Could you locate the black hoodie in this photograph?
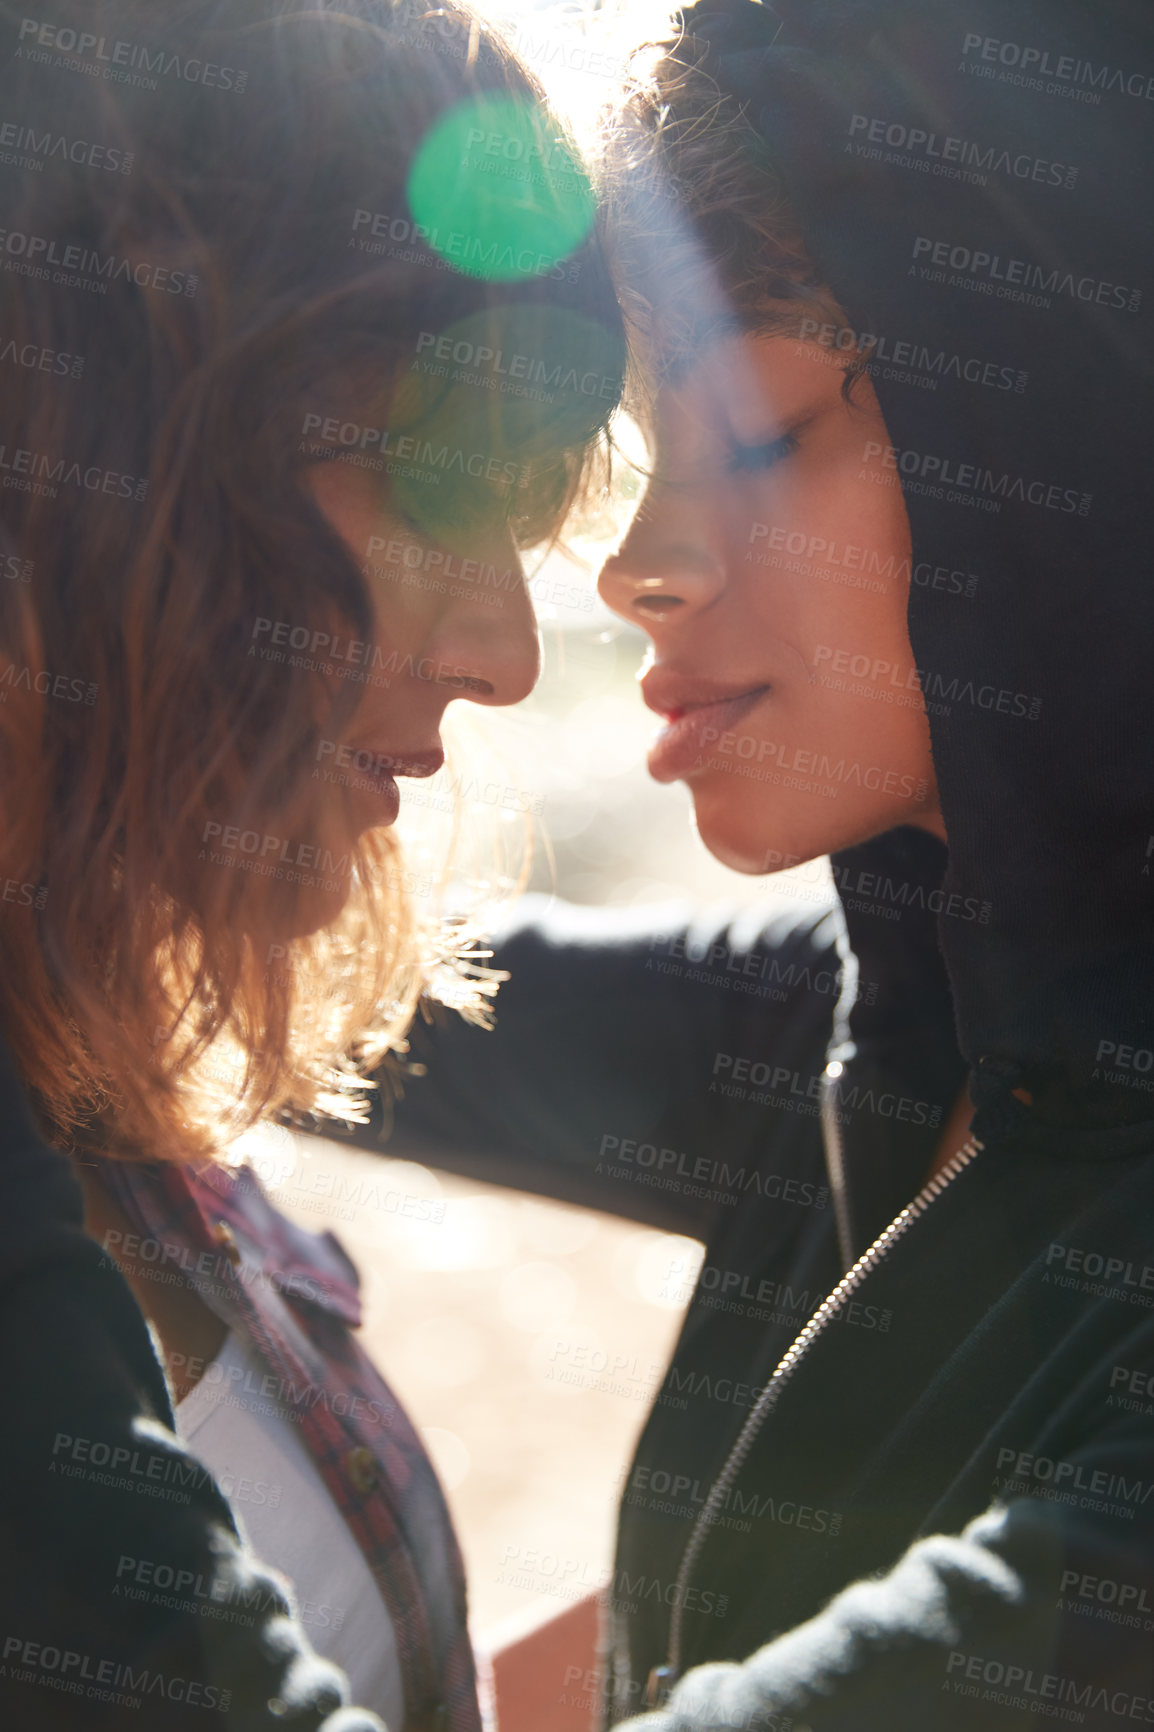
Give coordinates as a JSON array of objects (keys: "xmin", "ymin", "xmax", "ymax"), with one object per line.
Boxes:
[
  {"xmin": 359, "ymin": 2, "xmax": 1154, "ymax": 1727},
  {"xmin": 715, "ymin": 0, "xmax": 1154, "ymax": 1135}
]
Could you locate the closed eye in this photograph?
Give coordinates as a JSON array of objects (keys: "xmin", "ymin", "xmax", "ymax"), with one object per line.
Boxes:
[{"xmin": 727, "ymin": 429, "xmax": 800, "ymax": 475}]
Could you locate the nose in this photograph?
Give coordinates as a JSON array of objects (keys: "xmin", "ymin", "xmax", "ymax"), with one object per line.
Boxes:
[
  {"xmin": 426, "ymin": 531, "xmax": 541, "ymax": 709},
  {"xmin": 597, "ymin": 490, "xmax": 726, "ymax": 630},
  {"xmin": 304, "ymin": 459, "xmax": 541, "ymax": 711}
]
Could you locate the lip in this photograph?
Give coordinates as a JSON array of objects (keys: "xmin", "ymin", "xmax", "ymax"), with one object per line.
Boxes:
[
  {"xmin": 640, "ymin": 674, "xmax": 772, "ymax": 783},
  {"xmin": 344, "ymin": 742, "xmax": 444, "ymax": 823},
  {"xmin": 640, "ymin": 670, "xmax": 773, "ymax": 721},
  {"xmin": 370, "ymin": 746, "xmax": 445, "ymax": 779}
]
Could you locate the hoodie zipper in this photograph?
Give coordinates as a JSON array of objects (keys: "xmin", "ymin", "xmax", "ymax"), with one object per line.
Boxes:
[
  {"xmin": 640, "ymin": 1133, "xmax": 984, "ymax": 1711},
  {"xmin": 821, "ymin": 1065, "xmax": 857, "ymax": 1276}
]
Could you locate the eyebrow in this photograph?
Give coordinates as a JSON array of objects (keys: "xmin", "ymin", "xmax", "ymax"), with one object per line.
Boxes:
[{"xmin": 659, "ymin": 302, "xmax": 820, "ymax": 385}]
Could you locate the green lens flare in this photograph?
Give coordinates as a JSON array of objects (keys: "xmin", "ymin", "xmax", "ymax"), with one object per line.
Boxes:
[
  {"xmin": 387, "ymin": 304, "xmax": 623, "ymax": 551},
  {"xmin": 407, "ymin": 94, "xmax": 596, "ymax": 281}
]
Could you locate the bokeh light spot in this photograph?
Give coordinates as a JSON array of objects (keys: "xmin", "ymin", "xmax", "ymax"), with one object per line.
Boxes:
[
  {"xmin": 421, "ymin": 1426, "xmax": 472, "ymax": 1490},
  {"xmin": 407, "ymin": 94, "xmax": 595, "ymax": 281},
  {"xmin": 499, "ymin": 1260, "xmax": 578, "ymax": 1331}
]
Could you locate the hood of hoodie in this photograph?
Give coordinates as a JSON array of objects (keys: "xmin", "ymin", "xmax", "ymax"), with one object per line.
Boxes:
[{"xmin": 681, "ymin": 0, "xmax": 1154, "ymax": 1145}]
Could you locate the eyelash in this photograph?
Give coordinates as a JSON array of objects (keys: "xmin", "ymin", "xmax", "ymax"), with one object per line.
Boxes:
[{"xmin": 727, "ymin": 429, "xmax": 800, "ymax": 475}]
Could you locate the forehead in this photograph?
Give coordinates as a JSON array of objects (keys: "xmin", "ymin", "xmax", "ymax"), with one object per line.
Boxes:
[{"xmin": 644, "ymin": 326, "xmax": 851, "ymax": 434}]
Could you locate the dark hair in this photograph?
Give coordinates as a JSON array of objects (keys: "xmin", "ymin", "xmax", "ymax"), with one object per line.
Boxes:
[
  {"xmin": 0, "ymin": 0, "xmax": 625, "ymax": 1160},
  {"xmin": 602, "ymin": 13, "xmax": 847, "ymax": 398}
]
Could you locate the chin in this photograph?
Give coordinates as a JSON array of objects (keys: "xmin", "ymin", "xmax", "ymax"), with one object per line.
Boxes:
[
  {"xmin": 689, "ymin": 778, "xmax": 923, "ymax": 877},
  {"xmin": 285, "ymin": 882, "xmax": 354, "ymax": 938}
]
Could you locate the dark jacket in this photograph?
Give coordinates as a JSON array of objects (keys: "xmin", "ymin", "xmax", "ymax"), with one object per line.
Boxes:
[
  {"xmin": 344, "ymin": 5, "xmax": 1154, "ymax": 1721},
  {"xmin": 364, "ymin": 882, "xmax": 1154, "ymax": 1732},
  {"xmin": 0, "ymin": 1034, "xmax": 386, "ymax": 1731}
]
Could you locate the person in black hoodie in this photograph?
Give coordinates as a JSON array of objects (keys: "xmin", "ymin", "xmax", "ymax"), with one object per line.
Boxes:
[{"xmin": 331, "ymin": 2, "xmax": 1154, "ymax": 1727}]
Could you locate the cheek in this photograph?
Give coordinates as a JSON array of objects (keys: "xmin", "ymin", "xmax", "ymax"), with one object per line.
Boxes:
[
  {"xmin": 737, "ymin": 481, "xmax": 914, "ymax": 678},
  {"xmin": 302, "ymin": 463, "xmax": 409, "ymax": 608}
]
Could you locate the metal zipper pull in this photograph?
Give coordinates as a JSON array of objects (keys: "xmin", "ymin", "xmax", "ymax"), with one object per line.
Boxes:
[
  {"xmin": 646, "ymin": 1665, "xmax": 676, "ymax": 1709},
  {"xmin": 821, "ymin": 1060, "xmax": 856, "ymax": 1273}
]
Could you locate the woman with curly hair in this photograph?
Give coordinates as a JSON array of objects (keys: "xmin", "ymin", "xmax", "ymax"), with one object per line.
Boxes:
[{"xmin": 0, "ymin": 0, "xmax": 623, "ymax": 1724}]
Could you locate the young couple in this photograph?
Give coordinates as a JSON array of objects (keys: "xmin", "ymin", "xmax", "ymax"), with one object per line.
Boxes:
[{"xmin": 1, "ymin": 0, "xmax": 1151, "ymax": 1727}]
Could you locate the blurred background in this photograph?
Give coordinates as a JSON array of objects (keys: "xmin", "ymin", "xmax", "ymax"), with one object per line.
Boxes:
[{"xmin": 257, "ymin": 0, "xmax": 836, "ymax": 1648}]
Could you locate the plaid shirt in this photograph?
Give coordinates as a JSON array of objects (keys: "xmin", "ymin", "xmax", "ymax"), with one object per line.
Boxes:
[{"xmin": 98, "ymin": 1152, "xmax": 482, "ymax": 1732}]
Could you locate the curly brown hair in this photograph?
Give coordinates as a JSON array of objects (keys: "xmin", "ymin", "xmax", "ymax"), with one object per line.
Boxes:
[{"xmin": 0, "ymin": 0, "xmax": 624, "ymax": 1163}]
